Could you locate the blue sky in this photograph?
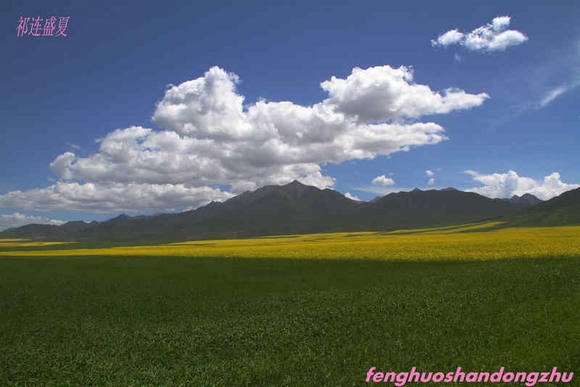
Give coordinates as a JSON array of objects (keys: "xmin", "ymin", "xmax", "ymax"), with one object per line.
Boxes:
[{"xmin": 1, "ymin": 1, "xmax": 579, "ymax": 229}]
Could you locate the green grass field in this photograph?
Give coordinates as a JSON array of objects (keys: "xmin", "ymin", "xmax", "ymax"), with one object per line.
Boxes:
[{"xmin": 1, "ymin": 227, "xmax": 579, "ymax": 385}]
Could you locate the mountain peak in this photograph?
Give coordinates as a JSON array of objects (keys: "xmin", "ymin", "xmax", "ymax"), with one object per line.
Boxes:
[
  {"xmin": 277, "ymin": 180, "xmax": 318, "ymax": 196},
  {"xmin": 508, "ymin": 193, "xmax": 542, "ymax": 206},
  {"xmin": 285, "ymin": 179, "xmax": 305, "ymax": 187},
  {"xmin": 107, "ymin": 214, "xmax": 131, "ymax": 223}
]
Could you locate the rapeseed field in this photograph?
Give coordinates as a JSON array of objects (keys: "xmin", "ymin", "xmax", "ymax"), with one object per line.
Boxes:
[{"xmin": 1, "ymin": 223, "xmax": 578, "ymax": 260}]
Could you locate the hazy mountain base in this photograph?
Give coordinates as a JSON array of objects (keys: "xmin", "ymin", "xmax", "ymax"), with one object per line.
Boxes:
[{"xmin": 4, "ymin": 182, "xmax": 573, "ymax": 243}]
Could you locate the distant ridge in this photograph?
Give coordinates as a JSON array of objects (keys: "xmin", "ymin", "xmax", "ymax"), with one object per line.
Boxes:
[
  {"xmin": 508, "ymin": 193, "xmax": 543, "ymax": 206},
  {"xmin": 364, "ymin": 187, "xmax": 536, "ymax": 229},
  {"xmin": 506, "ymin": 187, "xmax": 580, "ymax": 226},
  {"xmin": 2, "ymin": 181, "xmax": 570, "ymax": 243}
]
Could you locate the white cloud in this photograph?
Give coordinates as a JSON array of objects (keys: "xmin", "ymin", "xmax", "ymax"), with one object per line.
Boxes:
[
  {"xmin": 539, "ymin": 85, "xmax": 569, "ymax": 107},
  {"xmin": 432, "ymin": 16, "xmax": 528, "ymax": 52},
  {"xmin": 372, "ymin": 175, "xmax": 395, "ymax": 186},
  {"xmin": 0, "ymin": 182, "xmax": 233, "ymax": 213},
  {"xmin": 0, "ymin": 66, "xmax": 488, "ymax": 213},
  {"xmin": 320, "ymin": 65, "xmax": 488, "ymax": 121},
  {"xmin": 425, "ymin": 169, "xmax": 435, "ymax": 186},
  {"xmin": 153, "ymin": 67, "xmax": 250, "ymax": 140},
  {"xmin": 344, "ymin": 192, "xmax": 361, "ymax": 201},
  {"xmin": 0, "ymin": 213, "xmax": 64, "ymax": 231},
  {"xmin": 433, "ymin": 29, "xmax": 464, "ymax": 47},
  {"xmin": 466, "ymin": 170, "xmax": 579, "ymax": 200}
]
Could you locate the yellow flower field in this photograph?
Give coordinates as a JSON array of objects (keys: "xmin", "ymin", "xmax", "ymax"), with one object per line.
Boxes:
[
  {"xmin": 0, "ymin": 239, "xmax": 72, "ymax": 248},
  {"xmin": 1, "ymin": 223, "xmax": 579, "ymax": 261}
]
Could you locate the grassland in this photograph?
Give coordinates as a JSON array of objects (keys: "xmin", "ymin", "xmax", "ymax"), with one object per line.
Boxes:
[{"xmin": 0, "ymin": 224, "xmax": 578, "ymax": 385}]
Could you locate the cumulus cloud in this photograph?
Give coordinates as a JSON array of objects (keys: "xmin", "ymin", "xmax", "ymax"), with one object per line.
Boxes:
[
  {"xmin": 0, "ymin": 213, "xmax": 64, "ymax": 231},
  {"xmin": 434, "ymin": 29, "xmax": 464, "ymax": 47},
  {"xmin": 344, "ymin": 192, "xmax": 361, "ymax": 201},
  {"xmin": 372, "ymin": 175, "xmax": 395, "ymax": 186},
  {"xmin": 466, "ymin": 170, "xmax": 579, "ymax": 200},
  {"xmin": 320, "ymin": 66, "xmax": 488, "ymax": 121},
  {"xmin": 1, "ymin": 66, "xmax": 488, "ymax": 213},
  {"xmin": 432, "ymin": 16, "xmax": 528, "ymax": 52}
]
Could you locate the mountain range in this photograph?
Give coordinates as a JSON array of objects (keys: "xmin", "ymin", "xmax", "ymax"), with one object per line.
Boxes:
[{"xmin": 1, "ymin": 181, "xmax": 578, "ymax": 242}]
